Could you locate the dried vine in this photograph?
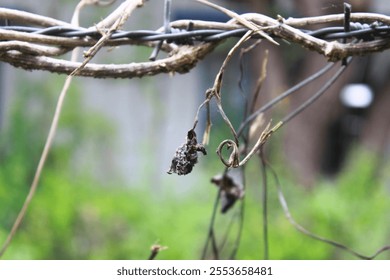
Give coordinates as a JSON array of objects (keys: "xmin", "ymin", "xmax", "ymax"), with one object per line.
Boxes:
[{"xmin": 2, "ymin": 2, "xmax": 390, "ymax": 77}]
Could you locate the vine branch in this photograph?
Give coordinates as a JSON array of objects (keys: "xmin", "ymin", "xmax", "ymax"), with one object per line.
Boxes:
[{"xmin": 1, "ymin": 6, "xmax": 390, "ymax": 78}]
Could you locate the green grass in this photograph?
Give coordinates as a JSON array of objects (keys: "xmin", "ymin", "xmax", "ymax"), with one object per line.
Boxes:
[
  {"xmin": 1, "ymin": 74, "xmax": 389, "ymax": 260},
  {"xmin": 1, "ymin": 148, "xmax": 389, "ymax": 260}
]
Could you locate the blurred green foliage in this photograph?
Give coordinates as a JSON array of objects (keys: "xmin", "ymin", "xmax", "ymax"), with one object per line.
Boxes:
[
  {"xmin": 1, "ymin": 72, "xmax": 389, "ymax": 260},
  {"xmin": 239, "ymin": 150, "xmax": 390, "ymax": 260}
]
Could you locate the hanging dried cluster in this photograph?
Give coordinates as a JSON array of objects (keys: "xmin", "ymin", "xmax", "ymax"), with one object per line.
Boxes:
[{"xmin": 167, "ymin": 129, "xmax": 207, "ymax": 175}]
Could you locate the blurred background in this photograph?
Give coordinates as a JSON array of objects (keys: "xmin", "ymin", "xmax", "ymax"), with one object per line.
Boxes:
[{"xmin": 0, "ymin": 0, "xmax": 390, "ymax": 259}]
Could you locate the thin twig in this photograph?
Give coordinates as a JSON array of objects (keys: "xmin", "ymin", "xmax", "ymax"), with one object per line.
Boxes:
[
  {"xmin": 249, "ymin": 50, "xmax": 269, "ymax": 122},
  {"xmin": 218, "ymin": 59, "xmax": 349, "ymax": 170},
  {"xmin": 229, "ymin": 198, "xmax": 245, "ymax": 259},
  {"xmin": 0, "ymin": 0, "xmax": 88, "ymax": 257},
  {"xmin": 201, "ymin": 189, "xmax": 221, "ymax": 259},
  {"xmin": 196, "ymin": 0, "xmax": 278, "ymax": 45},
  {"xmin": 280, "ymin": 58, "xmax": 351, "ymax": 125},
  {"xmin": 218, "ymin": 210, "xmax": 239, "ymax": 257},
  {"xmin": 228, "ymin": 45, "xmax": 262, "ymax": 258},
  {"xmin": 208, "ymin": 30, "xmax": 253, "ymax": 145},
  {"xmin": 237, "ymin": 62, "xmax": 335, "ymax": 137},
  {"xmin": 259, "ymin": 147, "xmax": 269, "ymax": 260},
  {"xmin": 148, "ymin": 244, "xmax": 168, "ymax": 260},
  {"xmin": 238, "ymin": 39, "xmax": 263, "ymax": 123},
  {"xmin": 210, "ymin": 229, "xmax": 220, "ymax": 260},
  {"xmin": 94, "ymin": 0, "xmax": 144, "ymax": 30}
]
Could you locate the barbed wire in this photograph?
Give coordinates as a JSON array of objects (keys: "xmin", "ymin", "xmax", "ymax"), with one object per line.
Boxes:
[
  {"xmin": 1, "ymin": 20, "xmax": 390, "ymax": 43},
  {"xmin": 1, "ymin": 6, "xmax": 390, "ymax": 78}
]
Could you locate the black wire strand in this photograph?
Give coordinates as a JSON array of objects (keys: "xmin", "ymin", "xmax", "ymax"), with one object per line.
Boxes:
[
  {"xmin": 236, "ymin": 62, "xmax": 336, "ymax": 138},
  {"xmin": 2, "ymin": 20, "xmax": 390, "ymax": 45},
  {"xmin": 281, "ymin": 57, "xmax": 352, "ymax": 125}
]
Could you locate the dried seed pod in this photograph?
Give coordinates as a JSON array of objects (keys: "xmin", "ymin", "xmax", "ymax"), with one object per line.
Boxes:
[
  {"xmin": 167, "ymin": 129, "xmax": 207, "ymax": 175},
  {"xmin": 211, "ymin": 172, "xmax": 244, "ymax": 213}
]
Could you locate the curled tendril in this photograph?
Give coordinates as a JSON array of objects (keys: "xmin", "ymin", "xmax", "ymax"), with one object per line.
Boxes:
[{"xmin": 216, "ymin": 139, "xmax": 240, "ymax": 168}]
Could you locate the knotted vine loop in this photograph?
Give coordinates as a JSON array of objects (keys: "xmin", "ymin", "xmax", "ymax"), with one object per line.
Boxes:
[{"xmin": 216, "ymin": 139, "xmax": 240, "ymax": 168}]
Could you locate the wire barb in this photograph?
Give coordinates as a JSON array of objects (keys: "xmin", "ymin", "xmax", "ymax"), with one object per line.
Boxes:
[
  {"xmin": 149, "ymin": 0, "xmax": 172, "ymax": 61},
  {"xmin": 342, "ymin": 2, "xmax": 352, "ymax": 65}
]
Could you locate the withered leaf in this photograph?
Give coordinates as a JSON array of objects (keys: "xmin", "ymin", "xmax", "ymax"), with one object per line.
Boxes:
[
  {"xmin": 167, "ymin": 129, "xmax": 206, "ymax": 175},
  {"xmin": 211, "ymin": 172, "xmax": 244, "ymax": 213}
]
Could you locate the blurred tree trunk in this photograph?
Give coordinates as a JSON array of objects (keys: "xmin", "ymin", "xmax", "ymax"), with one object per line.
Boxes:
[
  {"xmin": 361, "ymin": 53, "xmax": 390, "ymax": 162},
  {"xmin": 283, "ymin": 54, "xmax": 355, "ymax": 186},
  {"xmin": 282, "ymin": 0, "xmax": 374, "ymax": 186},
  {"xmin": 231, "ymin": 0, "xmax": 390, "ymax": 186},
  {"xmin": 238, "ymin": 0, "xmax": 388, "ymax": 187}
]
